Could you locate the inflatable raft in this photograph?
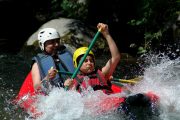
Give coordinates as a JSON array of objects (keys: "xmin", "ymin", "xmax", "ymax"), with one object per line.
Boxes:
[{"xmin": 14, "ymin": 71, "xmax": 159, "ymax": 119}]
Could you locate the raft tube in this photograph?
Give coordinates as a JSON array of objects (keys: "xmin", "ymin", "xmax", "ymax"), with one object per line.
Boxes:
[{"xmin": 14, "ymin": 71, "xmax": 159, "ymax": 118}]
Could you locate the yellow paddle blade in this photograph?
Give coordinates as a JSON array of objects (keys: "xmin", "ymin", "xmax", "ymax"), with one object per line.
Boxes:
[
  {"xmin": 119, "ymin": 79, "xmax": 138, "ymax": 84},
  {"xmin": 112, "ymin": 76, "xmax": 143, "ymax": 84}
]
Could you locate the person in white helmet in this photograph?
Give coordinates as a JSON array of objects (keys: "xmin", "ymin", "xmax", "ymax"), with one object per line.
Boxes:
[{"xmin": 31, "ymin": 28, "xmax": 75, "ymax": 95}]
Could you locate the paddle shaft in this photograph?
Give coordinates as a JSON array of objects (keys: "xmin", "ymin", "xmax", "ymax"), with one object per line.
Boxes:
[
  {"xmin": 58, "ymin": 70, "xmax": 140, "ymax": 84},
  {"xmin": 58, "ymin": 71, "xmax": 73, "ymax": 75},
  {"xmin": 58, "ymin": 70, "xmax": 139, "ymax": 84}
]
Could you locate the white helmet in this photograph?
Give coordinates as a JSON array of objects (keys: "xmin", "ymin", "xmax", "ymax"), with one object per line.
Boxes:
[{"xmin": 38, "ymin": 28, "xmax": 60, "ymax": 51}]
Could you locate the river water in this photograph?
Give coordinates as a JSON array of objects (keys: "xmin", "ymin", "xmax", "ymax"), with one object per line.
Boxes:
[{"xmin": 0, "ymin": 50, "xmax": 179, "ymax": 120}]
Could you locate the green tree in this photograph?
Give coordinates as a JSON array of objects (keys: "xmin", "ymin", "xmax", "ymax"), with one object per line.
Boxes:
[
  {"xmin": 51, "ymin": 0, "xmax": 88, "ymax": 21},
  {"xmin": 128, "ymin": 0, "xmax": 180, "ymax": 53}
]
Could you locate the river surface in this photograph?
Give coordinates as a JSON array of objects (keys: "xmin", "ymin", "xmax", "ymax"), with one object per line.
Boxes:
[{"xmin": 0, "ymin": 50, "xmax": 180, "ymax": 120}]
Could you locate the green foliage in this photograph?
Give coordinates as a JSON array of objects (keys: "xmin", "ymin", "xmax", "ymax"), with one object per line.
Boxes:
[
  {"xmin": 36, "ymin": 0, "xmax": 179, "ymax": 55},
  {"xmin": 143, "ymin": 30, "xmax": 162, "ymax": 51},
  {"xmin": 128, "ymin": 0, "xmax": 180, "ymax": 53},
  {"xmin": 51, "ymin": 0, "xmax": 88, "ymax": 20}
]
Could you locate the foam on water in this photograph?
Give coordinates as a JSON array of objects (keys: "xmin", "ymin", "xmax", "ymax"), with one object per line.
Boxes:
[
  {"xmin": 29, "ymin": 88, "xmax": 83, "ymax": 120},
  {"xmin": 129, "ymin": 54, "xmax": 180, "ymax": 120},
  {"xmin": 26, "ymin": 87, "xmax": 127, "ymax": 120}
]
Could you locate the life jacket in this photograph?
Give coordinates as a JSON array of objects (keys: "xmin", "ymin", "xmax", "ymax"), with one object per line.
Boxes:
[
  {"xmin": 32, "ymin": 46, "xmax": 75, "ymax": 88},
  {"xmin": 74, "ymin": 69, "xmax": 113, "ymax": 94}
]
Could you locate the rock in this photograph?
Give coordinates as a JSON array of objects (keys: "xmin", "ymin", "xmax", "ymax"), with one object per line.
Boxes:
[{"xmin": 26, "ymin": 17, "xmax": 107, "ymax": 53}]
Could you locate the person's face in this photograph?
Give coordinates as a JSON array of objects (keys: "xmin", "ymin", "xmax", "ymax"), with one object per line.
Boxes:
[
  {"xmin": 80, "ymin": 55, "xmax": 95, "ymax": 74},
  {"xmin": 44, "ymin": 39, "xmax": 60, "ymax": 55}
]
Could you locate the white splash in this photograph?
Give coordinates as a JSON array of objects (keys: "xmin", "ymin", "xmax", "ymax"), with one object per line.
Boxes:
[
  {"xmin": 130, "ymin": 54, "xmax": 180, "ymax": 120},
  {"xmin": 34, "ymin": 88, "xmax": 84, "ymax": 120},
  {"xmin": 25, "ymin": 87, "xmax": 126, "ymax": 120}
]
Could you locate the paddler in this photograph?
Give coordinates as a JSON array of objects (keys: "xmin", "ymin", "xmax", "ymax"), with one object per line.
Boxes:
[
  {"xmin": 66, "ymin": 23, "xmax": 121, "ymax": 94},
  {"xmin": 31, "ymin": 28, "xmax": 75, "ymax": 95}
]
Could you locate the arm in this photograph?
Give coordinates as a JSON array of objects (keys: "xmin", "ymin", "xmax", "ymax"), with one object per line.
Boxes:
[
  {"xmin": 97, "ymin": 23, "xmax": 120, "ymax": 80},
  {"xmin": 31, "ymin": 62, "xmax": 58, "ymax": 91},
  {"xmin": 64, "ymin": 78, "xmax": 76, "ymax": 90},
  {"xmin": 31, "ymin": 63, "xmax": 41, "ymax": 90}
]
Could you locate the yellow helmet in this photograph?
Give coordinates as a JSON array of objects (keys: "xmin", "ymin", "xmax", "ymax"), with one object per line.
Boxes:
[{"xmin": 73, "ymin": 47, "xmax": 95, "ymax": 68}]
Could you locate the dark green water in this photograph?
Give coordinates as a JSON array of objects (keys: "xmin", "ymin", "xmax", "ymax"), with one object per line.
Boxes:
[{"xmin": 0, "ymin": 53, "xmax": 31, "ymax": 120}]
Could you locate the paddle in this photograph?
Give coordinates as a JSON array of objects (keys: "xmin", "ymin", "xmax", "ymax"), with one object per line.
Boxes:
[
  {"xmin": 50, "ymin": 67, "xmax": 73, "ymax": 75},
  {"xmin": 112, "ymin": 77, "xmax": 142, "ymax": 84},
  {"xmin": 65, "ymin": 28, "xmax": 102, "ymax": 90},
  {"xmin": 57, "ymin": 69, "xmax": 142, "ymax": 84},
  {"xmin": 112, "ymin": 79, "xmax": 137, "ymax": 84},
  {"xmin": 58, "ymin": 71, "xmax": 73, "ymax": 75},
  {"xmin": 58, "ymin": 70, "xmax": 142, "ymax": 84}
]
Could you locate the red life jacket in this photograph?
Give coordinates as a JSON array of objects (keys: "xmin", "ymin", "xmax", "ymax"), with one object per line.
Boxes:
[{"xmin": 73, "ymin": 70, "xmax": 113, "ymax": 94}]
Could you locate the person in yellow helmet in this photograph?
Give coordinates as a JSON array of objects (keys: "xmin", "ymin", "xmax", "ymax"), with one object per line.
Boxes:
[{"xmin": 66, "ymin": 23, "xmax": 120, "ymax": 94}]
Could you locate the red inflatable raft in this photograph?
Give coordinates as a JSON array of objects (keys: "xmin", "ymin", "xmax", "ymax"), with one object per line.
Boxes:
[{"xmin": 14, "ymin": 71, "xmax": 159, "ymax": 118}]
